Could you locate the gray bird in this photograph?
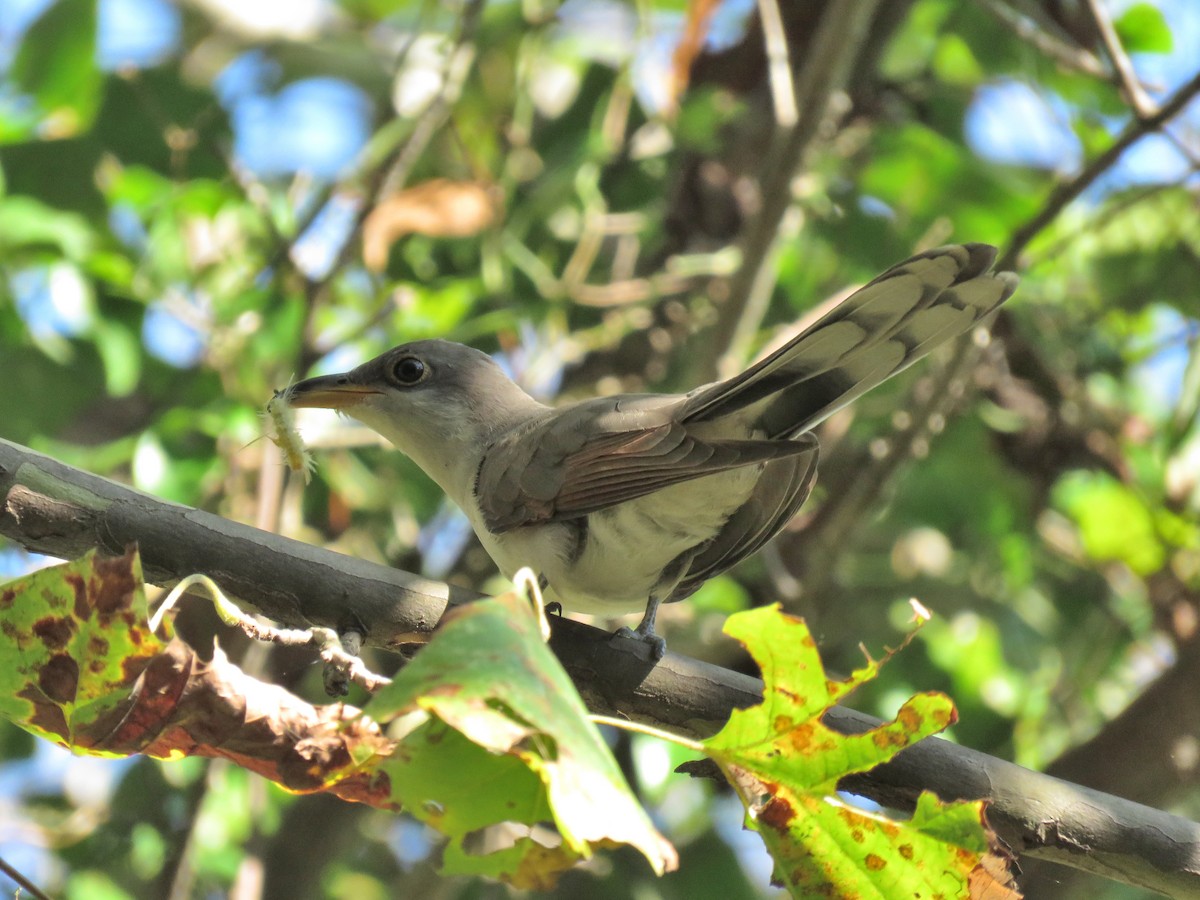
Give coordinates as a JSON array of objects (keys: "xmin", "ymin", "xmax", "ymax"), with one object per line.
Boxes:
[{"xmin": 286, "ymin": 243, "xmax": 1018, "ymax": 657}]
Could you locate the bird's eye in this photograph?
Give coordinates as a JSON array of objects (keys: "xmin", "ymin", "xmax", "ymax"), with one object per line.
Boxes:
[{"xmin": 391, "ymin": 356, "xmax": 427, "ymax": 385}]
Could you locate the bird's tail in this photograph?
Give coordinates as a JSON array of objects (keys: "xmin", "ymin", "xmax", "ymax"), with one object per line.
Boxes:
[{"xmin": 679, "ymin": 243, "xmax": 1019, "ymax": 438}]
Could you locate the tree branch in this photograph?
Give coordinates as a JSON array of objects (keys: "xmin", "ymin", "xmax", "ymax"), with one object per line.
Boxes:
[
  {"xmin": 1082, "ymin": 0, "xmax": 1156, "ymax": 117},
  {"xmin": 1, "ymin": 438, "xmax": 1199, "ymax": 895},
  {"xmin": 1001, "ymin": 67, "xmax": 1200, "ymax": 270}
]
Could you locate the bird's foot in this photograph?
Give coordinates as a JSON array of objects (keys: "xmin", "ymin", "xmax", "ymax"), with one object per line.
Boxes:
[{"xmin": 613, "ymin": 624, "xmax": 667, "ymax": 660}]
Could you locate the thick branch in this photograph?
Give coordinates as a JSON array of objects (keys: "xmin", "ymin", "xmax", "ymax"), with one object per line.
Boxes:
[{"xmin": 1, "ymin": 438, "xmax": 1199, "ymax": 896}]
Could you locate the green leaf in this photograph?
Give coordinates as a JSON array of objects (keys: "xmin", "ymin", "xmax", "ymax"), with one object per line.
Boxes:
[
  {"xmin": 92, "ymin": 318, "xmax": 143, "ymax": 396},
  {"xmin": 0, "ymin": 548, "xmax": 163, "ymax": 751},
  {"xmin": 9, "ymin": 0, "xmax": 102, "ymax": 141},
  {"xmin": 1114, "ymin": 3, "xmax": 1173, "ymax": 54},
  {"xmin": 880, "ymin": 0, "xmax": 955, "ymax": 81},
  {"xmin": 932, "ymin": 34, "xmax": 984, "ymax": 88},
  {"xmin": 365, "ymin": 588, "xmax": 677, "ymax": 887},
  {"xmin": 0, "ymin": 195, "xmax": 96, "ymax": 259},
  {"xmin": 1054, "ymin": 471, "xmax": 1165, "ymax": 574},
  {"xmin": 704, "ymin": 606, "xmax": 1010, "ymax": 896}
]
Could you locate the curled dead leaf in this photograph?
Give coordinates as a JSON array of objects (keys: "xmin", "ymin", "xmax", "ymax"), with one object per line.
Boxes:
[{"xmin": 363, "ymin": 179, "xmax": 501, "ymax": 271}]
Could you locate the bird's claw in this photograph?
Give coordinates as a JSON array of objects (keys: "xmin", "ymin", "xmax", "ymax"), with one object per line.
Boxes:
[{"xmin": 613, "ymin": 625, "xmax": 667, "ymax": 660}]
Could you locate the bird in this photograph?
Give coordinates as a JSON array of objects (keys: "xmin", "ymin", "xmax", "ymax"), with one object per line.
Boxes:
[{"xmin": 285, "ymin": 243, "xmax": 1018, "ymax": 658}]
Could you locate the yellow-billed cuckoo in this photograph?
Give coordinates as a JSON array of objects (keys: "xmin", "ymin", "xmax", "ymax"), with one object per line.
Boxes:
[{"xmin": 286, "ymin": 243, "xmax": 1018, "ymax": 657}]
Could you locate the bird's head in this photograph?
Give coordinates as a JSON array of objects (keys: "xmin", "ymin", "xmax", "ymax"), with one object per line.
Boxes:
[{"xmin": 286, "ymin": 339, "xmax": 544, "ymax": 488}]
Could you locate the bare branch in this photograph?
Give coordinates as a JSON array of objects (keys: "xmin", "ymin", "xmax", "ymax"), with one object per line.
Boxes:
[
  {"xmin": 1002, "ymin": 67, "xmax": 1200, "ymax": 270},
  {"xmin": 978, "ymin": 0, "xmax": 1108, "ymax": 80},
  {"xmin": 756, "ymin": 0, "xmax": 798, "ymax": 128},
  {"xmin": 1082, "ymin": 0, "xmax": 1157, "ymax": 117},
  {"xmin": 0, "ymin": 856, "xmax": 52, "ymax": 900}
]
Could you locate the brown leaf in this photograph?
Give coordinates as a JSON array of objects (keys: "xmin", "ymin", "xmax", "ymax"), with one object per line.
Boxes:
[
  {"xmin": 362, "ymin": 179, "xmax": 500, "ymax": 271},
  {"xmin": 969, "ymin": 847, "xmax": 1024, "ymax": 899},
  {"xmin": 132, "ymin": 640, "xmax": 396, "ymax": 805}
]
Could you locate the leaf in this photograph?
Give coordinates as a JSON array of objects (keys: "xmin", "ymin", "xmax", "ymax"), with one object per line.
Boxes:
[
  {"xmin": 1114, "ymin": 3, "xmax": 1173, "ymax": 54},
  {"xmin": 0, "ymin": 547, "xmax": 163, "ymax": 750},
  {"xmin": 9, "ymin": 0, "xmax": 103, "ymax": 141},
  {"xmin": 703, "ymin": 606, "xmax": 1017, "ymax": 898},
  {"xmin": 91, "ymin": 318, "xmax": 143, "ymax": 397},
  {"xmin": 1054, "ymin": 471, "xmax": 1165, "ymax": 575},
  {"xmin": 366, "ymin": 588, "xmax": 677, "ymax": 887},
  {"xmin": 0, "ymin": 195, "xmax": 96, "ymax": 259},
  {"xmin": 362, "ymin": 179, "xmax": 499, "ymax": 272},
  {"xmin": 933, "ymin": 34, "xmax": 984, "ymax": 88},
  {"xmin": 0, "ymin": 551, "xmax": 398, "ymax": 800}
]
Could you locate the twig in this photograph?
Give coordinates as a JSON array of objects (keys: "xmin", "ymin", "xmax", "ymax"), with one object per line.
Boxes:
[
  {"xmin": 1082, "ymin": 0, "xmax": 1157, "ymax": 117},
  {"xmin": 977, "ymin": 0, "xmax": 1108, "ymax": 80},
  {"xmin": 699, "ymin": 0, "xmax": 883, "ymax": 382},
  {"xmin": 150, "ymin": 574, "xmax": 392, "ymax": 695},
  {"xmin": 756, "ymin": 0, "xmax": 798, "ymax": 128},
  {"xmin": 1002, "ymin": 67, "xmax": 1200, "ymax": 270},
  {"xmin": 263, "ymin": 181, "xmax": 337, "ymax": 274},
  {"xmin": 0, "ymin": 855, "xmax": 52, "ymax": 900}
]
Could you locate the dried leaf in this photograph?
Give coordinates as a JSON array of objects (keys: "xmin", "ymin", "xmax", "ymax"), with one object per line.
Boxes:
[{"xmin": 362, "ymin": 179, "xmax": 499, "ymax": 271}]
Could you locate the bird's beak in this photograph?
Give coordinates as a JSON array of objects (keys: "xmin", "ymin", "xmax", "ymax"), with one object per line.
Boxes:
[{"xmin": 284, "ymin": 373, "xmax": 382, "ymax": 410}]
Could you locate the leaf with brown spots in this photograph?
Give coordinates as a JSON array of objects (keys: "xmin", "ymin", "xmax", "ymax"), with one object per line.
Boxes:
[
  {"xmin": 702, "ymin": 605, "xmax": 1020, "ymax": 898},
  {"xmin": 0, "ymin": 548, "xmax": 162, "ymax": 750},
  {"xmin": 0, "ymin": 550, "xmax": 393, "ymax": 803},
  {"xmin": 0, "ymin": 554, "xmax": 675, "ymax": 888}
]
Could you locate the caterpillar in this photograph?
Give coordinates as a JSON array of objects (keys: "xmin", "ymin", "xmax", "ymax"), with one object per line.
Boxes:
[{"xmin": 266, "ymin": 387, "xmax": 315, "ymax": 484}]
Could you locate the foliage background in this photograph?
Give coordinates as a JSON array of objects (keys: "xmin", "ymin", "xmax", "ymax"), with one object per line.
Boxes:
[{"xmin": 1, "ymin": 0, "xmax": 1199, "ymax": 897}]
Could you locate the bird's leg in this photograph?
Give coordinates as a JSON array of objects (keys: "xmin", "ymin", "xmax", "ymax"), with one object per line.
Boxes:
[
  {"xmin": 537, "ymin": 573, "xmax": 562, "ymax": 616},
  {"xmin": 614, "ymin": 594, "xmax": 667, "ymax": 660}
]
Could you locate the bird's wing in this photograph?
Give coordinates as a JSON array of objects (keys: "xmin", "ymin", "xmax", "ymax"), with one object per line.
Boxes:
[
  {"xmin": 476, "ymin": 400, "xmax": 815, "ymax": 533},
  {"xmin": 669, "ymin": 446, "xmax": 819, "ymax": 601},
  {"xmin": 679, "ymin": 243, "xmax": 1019, "ymax": 438}
]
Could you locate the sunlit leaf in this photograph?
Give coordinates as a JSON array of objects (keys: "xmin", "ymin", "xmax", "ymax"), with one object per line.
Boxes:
[
  {"xmin": 1054, "ymin": 471, "xmax": 1165, "ymax": 575},
  {"xmin": 366, "ymin": 589, "xmax": 678, "ymax": 887},
  {"xmin": 0, "ymin": 548, "xmax": 162, "ymax": 750},
  {"xmin": 1114, "ymin": 3, "xmax": 1173, "ymax": 54},
  {"xmin": 10, "ymin": 0, "xmax": 102, "ymax": 141},
  {"xmin": 704, "ymin": 606, "xmax": 1016, "ymax": 897},
  {"xmin": 0, "ymin": 195, "xmax": 96, "ymax": 259}
]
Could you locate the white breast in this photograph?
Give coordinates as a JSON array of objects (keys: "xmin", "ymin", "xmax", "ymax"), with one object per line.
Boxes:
[{"xmin": 466, "ymin": 467, "xmax": 760, "ymax": 615}]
